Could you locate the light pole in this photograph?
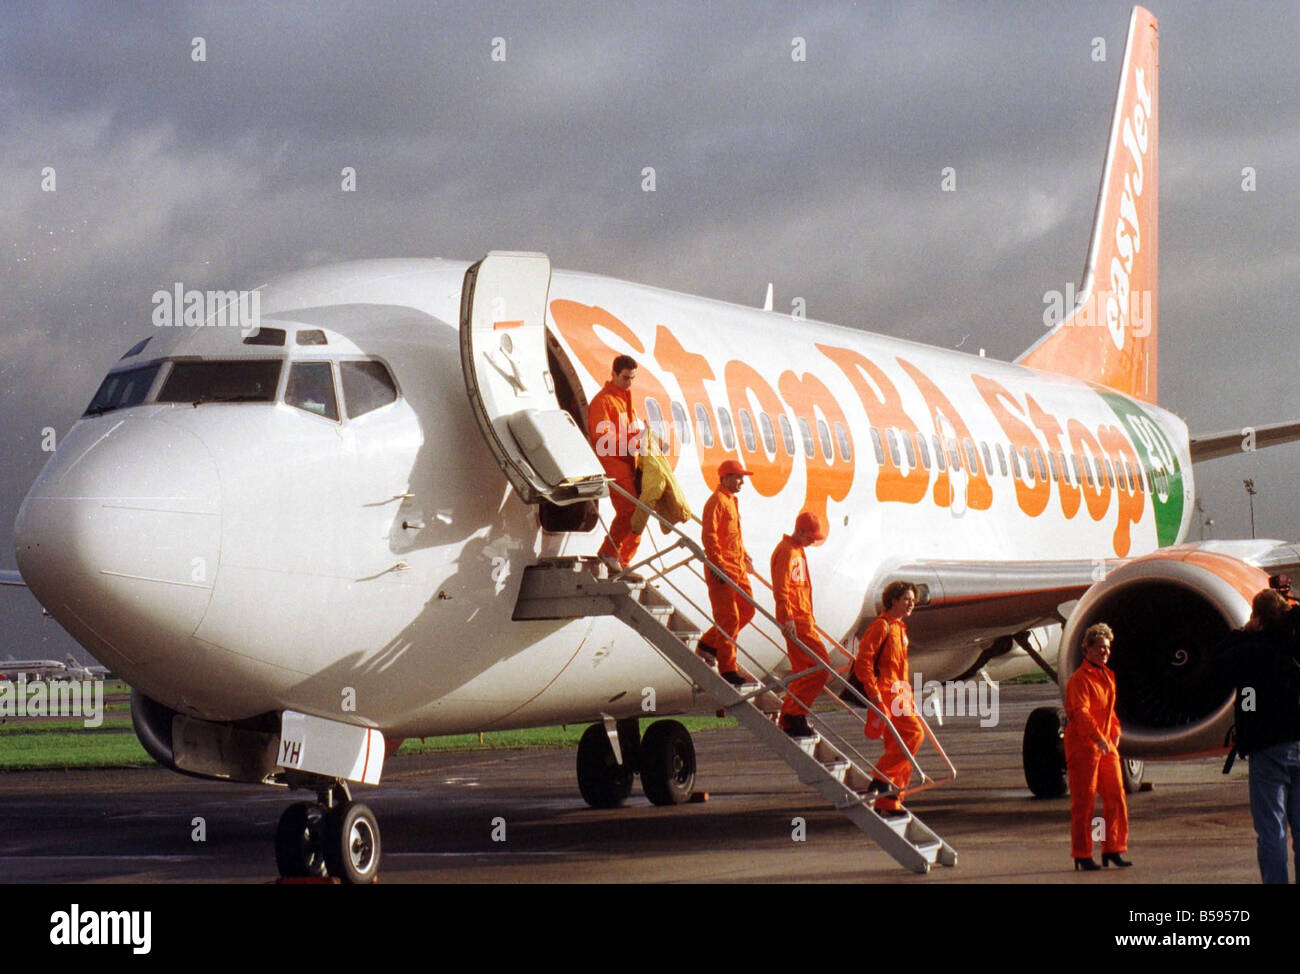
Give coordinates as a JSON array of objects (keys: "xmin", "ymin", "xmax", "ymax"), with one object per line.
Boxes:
[{"xmin": 1244, "ymin": 479, "xmax": 1257, "ymax": 539}]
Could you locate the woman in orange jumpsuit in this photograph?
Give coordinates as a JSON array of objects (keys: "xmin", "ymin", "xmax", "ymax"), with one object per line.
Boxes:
[
  {"xmin": 1065, "ymin": 622, "xmax": 1132, "ymax": 870},
  {"xmin": 854, "ymin": 580, "xmax": 924, "ymax": 817}
]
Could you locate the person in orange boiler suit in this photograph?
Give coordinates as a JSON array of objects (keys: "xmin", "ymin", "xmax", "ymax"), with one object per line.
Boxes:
[
  {"xmin": 587, "ymin": 354, "xmax": 643, "ymax": 568},
  {"xmin": 697, "ymin": 459, "xmax": 757, "ymax": 687},
  {"xmin": 854, "ymin": 580, "xmax": 924, "ymax": 817},
  {"xmin": 771, "ymin": 511, "xmax": 828, "ymax": 739},
  {"xmin": 1066, "ymin": 622, "xmax": 1132, "ymax": 871}
]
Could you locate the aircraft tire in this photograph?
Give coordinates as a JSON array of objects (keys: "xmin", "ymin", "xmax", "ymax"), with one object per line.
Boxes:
[
  {"xmin": 275, "ymin": 801, "xmax": 329, "ymax": 879},
  {"xmin": 577, "ymin": 723, "xmax": 634, "ymax": 808},
  {"xmin": 639, "ymin": 719, "xmax": 696, "ymax": 806},
  {"xmin": 325, "ymin": 801, "xmax": 381, "ymax": 884},
  {"xmin": 1023, "ymin": 706, "xmax": 1069, "ymax": 798},
  {"xmin": 1121, "ymin": 757, "xmax": 1145, "ymax": 794}
]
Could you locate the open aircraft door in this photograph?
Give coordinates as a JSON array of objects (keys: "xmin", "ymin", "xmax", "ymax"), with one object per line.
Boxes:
[{"xmin": 460, "ymin": 251, "xmax": 608, "ymax": 506}]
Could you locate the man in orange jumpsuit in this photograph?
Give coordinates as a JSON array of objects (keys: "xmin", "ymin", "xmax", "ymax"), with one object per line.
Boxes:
[
  {"xmin": 771, "ymin": 511, "xmax": 828, "ymax": 738},
  {"xmin": 587, "ymin": 354, "xmax": 643, "ymax": 568},
  {"xmin": 854, "ymin": 580, "xmax": 924, "ymax": 817},
  {"xmin": 698, "ymin": 459, "xmax": 756, "ymax": 687},
  {"xmin": 1065, "ymin": 622, "xmax": 1131, "ymax": 870}
]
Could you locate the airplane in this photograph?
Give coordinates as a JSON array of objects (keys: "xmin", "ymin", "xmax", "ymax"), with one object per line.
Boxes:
[
  {"xmin": 0, "ymin": 657, "xmax": 75, "ymax": 681},
  {"xmin": 5, "ymin": 5, "xmax": 1300, "ymax": 881}
]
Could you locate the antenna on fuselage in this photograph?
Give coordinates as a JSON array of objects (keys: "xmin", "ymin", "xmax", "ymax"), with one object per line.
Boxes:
[{"xmin": 762, "ymin": 282, "xmax": 774, "ymax": 312}]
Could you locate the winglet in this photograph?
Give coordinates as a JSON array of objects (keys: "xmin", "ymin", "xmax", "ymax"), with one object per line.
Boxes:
[{"xmin": 1018, "ymin": 6, "xmax": 1159, "ymax": 401}]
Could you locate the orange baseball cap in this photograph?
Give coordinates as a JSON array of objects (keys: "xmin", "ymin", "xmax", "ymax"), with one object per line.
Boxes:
[
  {"xmin": 718, "ymin": 459, "xmax": 755, "ymax": 478},
  {"xmin": 795, "ymin": 511, "xmax": 827, "ymax": 541}
]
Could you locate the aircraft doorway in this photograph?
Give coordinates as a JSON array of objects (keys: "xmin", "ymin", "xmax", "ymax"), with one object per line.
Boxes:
[{"xmin": 541, "ymin": 330, "xmax": 599, "ymax": 534}]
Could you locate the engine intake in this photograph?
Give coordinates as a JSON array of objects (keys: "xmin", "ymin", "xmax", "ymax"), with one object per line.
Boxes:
[{"xmin": 1059, "ymin": 549, "xmax": 1268, "ymax": 758}]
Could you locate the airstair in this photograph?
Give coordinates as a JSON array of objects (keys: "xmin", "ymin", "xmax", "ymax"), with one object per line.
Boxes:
[
  {"xmin": 514, "ymin": 486, "xmax": 958, "ymax": 874},
  {"xmin": 460, "ymin": 250, "xmax": 956, "ymax": 873}
]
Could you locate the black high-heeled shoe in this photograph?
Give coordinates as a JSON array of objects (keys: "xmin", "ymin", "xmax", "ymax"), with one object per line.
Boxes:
[
  {"xmin": 1102, "ymin": 852, "xmax": 1133, "ymax": 868},
  {"xmin": 1074, "ymin": 857, "xmax": 1101, "ymax": 871}
]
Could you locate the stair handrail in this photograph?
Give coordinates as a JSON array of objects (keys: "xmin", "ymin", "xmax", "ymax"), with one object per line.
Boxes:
[{"xmin": 605, "ymin": 482, "xmax": 955, "ymax": 790}]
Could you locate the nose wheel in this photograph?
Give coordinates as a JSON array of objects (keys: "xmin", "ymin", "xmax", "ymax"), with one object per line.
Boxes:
[{"xmin": 275, "ymin": 784, "xmax": 381, "ymax": 883}]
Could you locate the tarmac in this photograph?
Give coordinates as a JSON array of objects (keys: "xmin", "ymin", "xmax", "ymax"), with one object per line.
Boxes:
[{"xmin": 0, "ymin": 684, "xmax": 1271, "ymax": 884}]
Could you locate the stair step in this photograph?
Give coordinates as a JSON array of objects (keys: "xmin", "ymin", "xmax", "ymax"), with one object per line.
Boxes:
[
  {"xmin": 514, "ymin": 558, "xmax": 955, "ymax": 873},
  {"xmin": 821, "ymin": 758, "xmax": 850, "ymax": 782}
]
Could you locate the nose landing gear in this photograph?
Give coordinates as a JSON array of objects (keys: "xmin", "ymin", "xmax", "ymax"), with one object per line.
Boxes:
[{"xmin": 275, "ymin": 780, "xmax": 381, "ymax": 884}]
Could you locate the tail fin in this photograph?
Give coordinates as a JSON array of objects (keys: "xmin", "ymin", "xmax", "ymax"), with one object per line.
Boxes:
[{"xmin": 1018, "ymin": 6, "xmax": 1159, "ymax": 401}]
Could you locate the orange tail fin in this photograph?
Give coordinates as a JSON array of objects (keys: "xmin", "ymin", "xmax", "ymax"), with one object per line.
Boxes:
[{"xmin": 1018, "ymin": 6, "xmax": 1159, "ymax": 401}]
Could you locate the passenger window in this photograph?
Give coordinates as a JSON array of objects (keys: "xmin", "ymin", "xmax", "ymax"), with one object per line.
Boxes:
[
  {"xmin": 870, "ymin": 428, "xmax": 885, "ymax": 464},
  {"xmin": 834, "ymin": 422, "xmax": 852, "ymax": 462},
  {"xmin": 644, "ymin": 397, "xmax": 667, "ymax": 444},
  {"xmin": 671, "ymin": 402, "xmax": 692, "ymax": 446},
  {"xmin": 898, "ymin": 430, "xmax": 912, "ymax": 468},
  {"xmin": 340, "ymin": 361, "xmax": 397, "ymax": 418},
  {"xmin": 1114, "ymin": 458, "xmax": 1128, "ymax": 491},
  {"xmin": 1084, "ymin": 455, "xmax": 1097, "ymax": 487},
  {"xmin": 948, "ymin": 438, "xmax": 963, "ymax": 471},
  {"xmin": 1126, "ymin": 460, "xmax": 1139, "ymax": 492},
  {"xmin": 716, "ymin": 406, "xmax": 737, "ymax": 451},
  {"xmin": 885, "ymin": 429, "xmax": 902, "ymax": 467},
  {"xmin": 932, "ymin": 434, "xmax": 947, "ymax": 472},
  {"xmin": 777, "ymin": 415, "xmax": 795, "ymax": 456},
  {"xmin": 758, "ymin": 412, "xmax": 777, "ymax": 455},
  {"xmin": 1071, "ymin": 454, "xmax": 1083, "ymax": 484},
  {"xmin": 963, "ymin": 438, "xmax": 980, "ymax": 475},
  {"xmin": 797, "ymin": 418, "xmax": 815, "ymax": 458},
  {"xmin": 996, "ymin": 443, "xmax": 1008, "ymax": 477},
  {"xmin": 286, "ymin": 362, "xmax": 339, "ymax": 420},
  {"xmin": 738, "ymin": 408, "xmax": 758, "ymax": 453},
  {"xmin": 1009, "ymin": 446, "xmax": 1022, "ymax": 479},
  {"xmin": 1103, "ymin": 458, "xmax": 1115, "ymax": 488},
  {"xmin": 981, "ymin": 442, "xmax": 993, "ymax": 477},
  {"xmin": 916, "ymin": 433, "xmax": 931, "ymax": 469},
  {"xmin": 816, "ymin": 419, "xmax": 834, "ymax": 461},
  {"xmin": 1047, "ymin": 452, "xmax": 1060, "ymax": 482},
  {"xmin": 694, "ymin": 404, "xmax": 715, "ymax": 448},
  {"xmin": 1033, "ymin": 449, "xmax": 1048, "ymax": 482}
]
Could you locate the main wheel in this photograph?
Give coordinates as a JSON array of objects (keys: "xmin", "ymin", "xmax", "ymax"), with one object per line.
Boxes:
[
  {"xmin": 639, "ymin": 719, "xmax": 696, "ymax": 806},
  {"xmin": 1023, "ymin": 706, "xmax": 1068, "ymax": 798},
  {"xmin": 1121, "ymin": 756, "xmax": 1145, "ymax": 794},
  {"xmin": 324, "ymin": 801, "xmax": 381, "ymax": 884},
  {"xmin": 577, "ymin": 723, "xmax": 635, "ymax": 808},
  {"xmin": 275, "ymin": 801, "xmax": 328, "ymax": 879}
]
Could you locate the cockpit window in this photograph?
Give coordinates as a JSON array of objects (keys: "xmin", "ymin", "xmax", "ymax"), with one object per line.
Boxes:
[
  {"xmin": 286, "ymin": 362, "xmax": 339, "ymax": 420},
  {"xmin": 243, "ymin": 328, "xmax": 286, "ymax": 346},
  {"xmin": 83, "ymin": 363, "xmax": 162, "ymax": 417},
  {"xmin": 157, "ymin": 360, "xmax": 282, "ymax": 405},
  {"xmin": 341, "ymin": 361, "xmax": 398, "ymax": 418},
  {"xmin": 119, "ymin": 337, "xmax": 152, "ymax": 360},
  {"xmin": 296, "ymin": 329, "xmax": 327, "ymax": 346}
]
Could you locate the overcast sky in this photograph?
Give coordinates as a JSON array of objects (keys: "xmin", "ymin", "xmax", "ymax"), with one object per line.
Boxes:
[{"xmin": 2, "ymin": 1, "xmax": 1298, "ymax": 661}]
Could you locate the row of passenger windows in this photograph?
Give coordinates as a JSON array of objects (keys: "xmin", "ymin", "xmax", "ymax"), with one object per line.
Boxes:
[
  {"xmin": 641, "ymin": 397, "xmax": 853, "ymax": 464},
  {"xmin": 639, "ymin": 395, "xmax": 1167, "ymax": 496},
  {"xmin": 83, "ymin": 358, "xmax": 398, "ymax": 422}
]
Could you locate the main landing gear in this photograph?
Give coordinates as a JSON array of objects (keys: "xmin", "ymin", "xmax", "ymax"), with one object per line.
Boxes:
[
  {"xmin": 1021, "ymin": 706, "xmax": 1145, "ymax": 797},
  {"xmin": 275, "ymin": 780, "xmax": 381, "ymax": 884},
  {"xmin": 576, "ymin": 717, "xmax": 697, "ymax": 808}
]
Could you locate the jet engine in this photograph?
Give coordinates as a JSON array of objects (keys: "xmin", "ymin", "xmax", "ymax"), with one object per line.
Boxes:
[{"xmin": 1058, "ymin": 549, "xmax": 1269, "ymax": 758}]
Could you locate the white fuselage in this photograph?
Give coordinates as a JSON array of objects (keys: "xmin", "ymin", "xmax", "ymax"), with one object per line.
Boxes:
[{"xmin": 13, "ymin": 258, "xmax": 1193, "ymax": 737}]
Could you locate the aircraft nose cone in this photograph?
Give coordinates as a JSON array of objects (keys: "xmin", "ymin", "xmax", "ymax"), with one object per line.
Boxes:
[{"xmin": 14, "ymin": 415, "xmax": 222, "ymax": 674}]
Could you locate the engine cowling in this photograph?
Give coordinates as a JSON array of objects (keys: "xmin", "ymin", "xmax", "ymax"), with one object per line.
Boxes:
[{"xmin": 1059, "ymin": 549, "xmax": 1269, "ymax": 758}]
